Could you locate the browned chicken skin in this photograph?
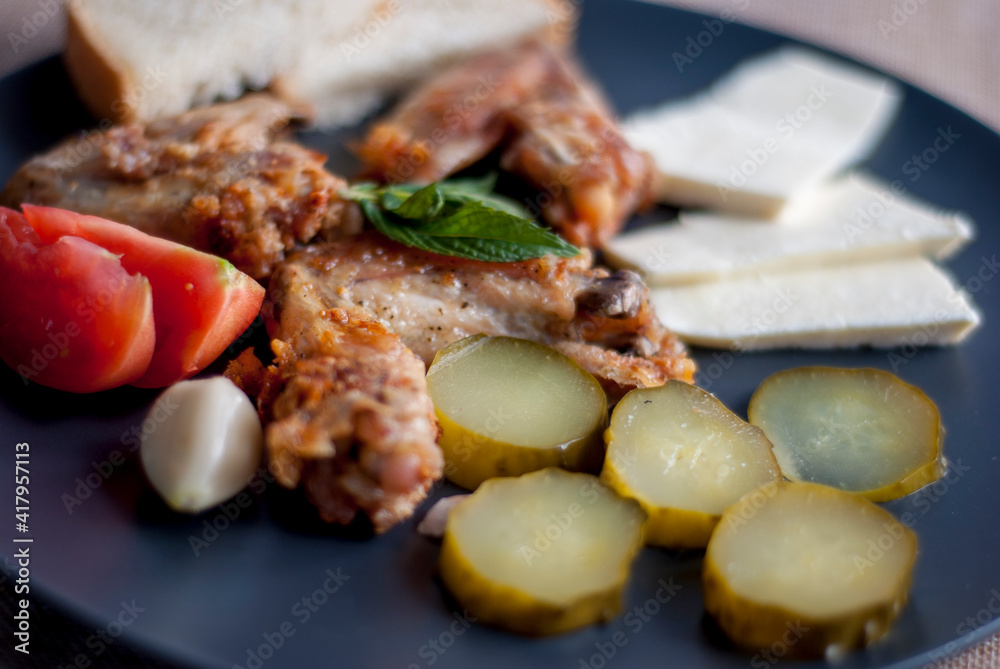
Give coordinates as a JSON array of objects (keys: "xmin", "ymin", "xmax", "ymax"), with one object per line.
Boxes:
[
  {"xmin": 1, "ymin": 94, "xmax": 358, "ymax": 280},
  {"xmin": 354, "ymin": 42, "xmax": 558, "ymax": 184},
  {"xmin": 354, "ymin": 41, "xmax": 652, "ymax": 248},
  {"xmin": 246, "ymin": 255, "xmax": 444, "ymax": 533},
  {"xmin": 287, "ymin": 232, "xmax": 693, "ymax": 393},
  {"xmin": 241, "ymin": 233, "xmax": 693, "ymax": 531},
  {"xmin": 499, "ymin": 93, "xmax": 653, "ymax": 248}
]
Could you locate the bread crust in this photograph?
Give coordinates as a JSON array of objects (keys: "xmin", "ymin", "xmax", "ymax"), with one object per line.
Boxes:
[
  {"xmin": 64, "ymin": 0, "xmax": 134, "ymax": 123},
  {"xmin": 62, "ymin": 0, "xmax": 579, "ymax": 126}
]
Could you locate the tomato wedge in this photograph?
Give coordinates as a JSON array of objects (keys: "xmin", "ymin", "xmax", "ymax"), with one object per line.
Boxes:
[
  {"xmin": 22, "ymin": 205, "xmax": 266, "ymax": 388},
  {"xmin": 0, "ymin": 207, "xmax": 155, "ymax": 393}
]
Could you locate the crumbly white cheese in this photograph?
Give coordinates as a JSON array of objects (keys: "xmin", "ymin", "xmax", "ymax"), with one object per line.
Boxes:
[
  {"xmin": 623, "ymin": 47, "xmax": 900, "ymax": 217},
  {"xmin": 605, "ymin": 172, "xmax": 974, "ymax": 285},
  {"xmin": 649, "ymin": 257, "xmax": 980, "ymax": 350}
]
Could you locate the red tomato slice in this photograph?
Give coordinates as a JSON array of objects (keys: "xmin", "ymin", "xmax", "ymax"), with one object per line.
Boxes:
[
  {"xmin": 0, "ymin": 207, "xmax": 156, "ymax": 393},
  {"xmin": 22, "ymin": 205, "xmax": 266, "ymax": 388}
]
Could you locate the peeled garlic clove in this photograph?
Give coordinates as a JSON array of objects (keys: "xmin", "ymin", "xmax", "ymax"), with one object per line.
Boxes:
[{"xmin": 140, "ymin": 376, "xmax": 263, "ymax": 513}]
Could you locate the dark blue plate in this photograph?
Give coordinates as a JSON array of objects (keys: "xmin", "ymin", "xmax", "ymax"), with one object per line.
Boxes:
[{"xmin": 2, "ymin": 1, "xmax": 999, "ymax": 667}]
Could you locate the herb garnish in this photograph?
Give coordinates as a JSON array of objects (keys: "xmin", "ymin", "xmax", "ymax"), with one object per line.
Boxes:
[{"xmin": 339, "ymin": 175, "xmax": 580, "ymax": 262}]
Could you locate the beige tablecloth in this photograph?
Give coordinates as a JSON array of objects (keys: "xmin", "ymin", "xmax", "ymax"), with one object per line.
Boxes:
[{"xmin": 1, "ymin": 1, "xmax": 998, "ymax": 667}]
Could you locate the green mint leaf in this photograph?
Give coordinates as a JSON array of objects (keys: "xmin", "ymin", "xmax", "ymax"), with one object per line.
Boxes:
[
  {"xmin": 461, "ymin": 192, "xmax": 532, "ymax": 219},
  {"xmin": 358, "ymin": 199, "xmax": 419, "ymax": 247},
  {"xmin": 378, "ymin": 225, "xmax": 573, "ymax": 262},
  {"xmin": 422, "ymin": 236, "xmax": 579, "ymax": 263},
  {"xmin": 359, "ymin": 199, "xmax": 465, "ymax": 257},
  {"xmin": 388, "ymin": 183, "xmax": 446, "ymax": 220},
  {"xmin": 411, "ymin": 201, "xmax": 578, "ymax": 256},
  {"xmin": 437, "ymin": 175, "xmax": 532, "ymax": 218},
  {"xmin": 375, "ymin": 184, "xmax": 419, "ymax": 211},
  {"xmin": 436, "ymin": 174, "xmax": 498, "ymax": 198},
  {"xmin": 340, "ymin": 176, "xmax": 580, "ymax": 262}
]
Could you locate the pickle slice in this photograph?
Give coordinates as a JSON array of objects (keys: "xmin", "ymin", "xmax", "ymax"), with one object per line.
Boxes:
[
  {"xmin": 439, "ymin": 468, "xmax": 646, "ymax": 635},
  {"xmin": 703, "ymin": 481, "xmax": 917, "ymax": 658},
  {"xmin": 602, "ymin": 380, "xmax": 781, "ymax": 548},
  {"xmin": 748, "ymin": 367, "xmax": 945, "ymax": 501},
  {"xmin": 427, "ymin": 335, "xmax": 607, "ymax": 490}
]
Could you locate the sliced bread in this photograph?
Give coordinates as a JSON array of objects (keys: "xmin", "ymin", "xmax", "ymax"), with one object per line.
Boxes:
[{"xmin": 65, "ymin": 0, "xmax": 574, "ymax": 126}]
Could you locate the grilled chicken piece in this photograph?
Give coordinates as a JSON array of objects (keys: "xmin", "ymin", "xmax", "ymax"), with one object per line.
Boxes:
[
  {"xmin": 248, "ymin": 257, "xmax": 443, "ymax": 533},
  {"xmin": 285, "ymin": 233, "xmax": 694, "ymax": 393},
  {"xmin": 499, "ymin": 93, "xmax": 653, "ymax": 248},
  {"xmin": 354, "ymin": 41, "xmax": 652, "ymax": 248},
  {"xmin": 354, "ymin": 42, "xmax": 558, "ymax": 184},
  {"xmin": 1, "ymin": 94, "xmax": 358, "ymax": 280},
  {"xmin": 246, "ymin": 233, "xmax": 693, "ymax": 531}
]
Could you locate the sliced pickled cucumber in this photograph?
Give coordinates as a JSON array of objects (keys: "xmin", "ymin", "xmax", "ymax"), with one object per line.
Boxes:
[
  {"xmin": 439, "ymin": 468, "xmax": 645, "ymax": 635},
  {"xmin": 703, "ymin": 481, "xmax": 916, "ymax": 658},
  {"xmin": 748, "ymin": 367, "xmax": 944, "ymax": 501},
  {"xmin": 427, "ymin": 335, "xmax": 607, "ymax": 490},
  {"xmin": 602, "ymin": 380, "xmax": 781, "ymax": 548}
]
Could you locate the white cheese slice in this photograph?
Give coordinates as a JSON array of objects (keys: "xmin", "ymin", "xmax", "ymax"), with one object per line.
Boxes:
[
  {"xmin": 650, "ymin": 258, "xmax": 980, "ymax": 350},
  {"xmin": 605, "ymin": 172, "xmax": 974, "ymax": 285},
  {"xmin": 623, "ymin": 47, "xmax": 901, "ymax": 217}
]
